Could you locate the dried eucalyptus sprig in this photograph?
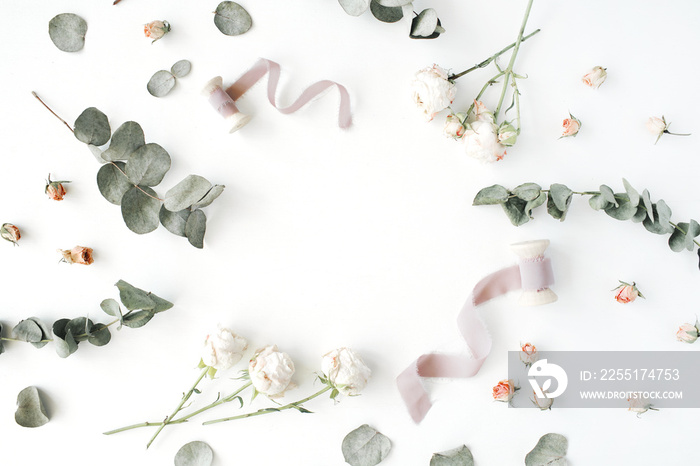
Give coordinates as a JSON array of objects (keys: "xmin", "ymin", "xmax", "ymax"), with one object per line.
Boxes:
[
  {"xmin": 0, "ymin": 280, "xmax": 172, "ymax": 358},
  {"xmin": 474, "ymin": 178, "xmax": 700, "ymax": 270},
  {"xmin": 339, "ymin": 0, "xmax": 444, "ymax": 39},
  {"xmin": 33, "ymin": 92, "xmax": 223, "ymax": 248}
]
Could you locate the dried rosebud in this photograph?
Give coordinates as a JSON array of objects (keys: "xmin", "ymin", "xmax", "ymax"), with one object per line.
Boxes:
[
  {"xmin": 532, "ymin": 390, "xmax": 553, "ymax": 410},
  {"xmin": 676, "ymin": 323, "xmax": 699, "ymax": 344},
  {"xmin": 144, "ymin": 20, "xmax": 170, "ymax": 43},
  {"xmin": 249, "ymin": 345, "xmax": 295, "ymax": 398},
  {"xmin": 45, "ymin": 175, "xmax": 70, "ymax": 201},
  {"xmin": 201, "ymin": 326, "xmax": 248, "ymax": 372},
  {"xmin": 411, "ymin": 65, "xmax": 457, "ymax": 121},
  {"xmin": 59, "ymin": 246, "xmax": 94, "ymax": 265},
  {"xmin": 443, "ymin": 113, "xmax": 466, "ymax": 140},
  {"xmin": 492, "ymin": 379, "xmax": 518, "ymax": 403},
  {"xmin": 613, "ymin": 281, "xmax": 644, "ymax": 304},
  {"xmin": 519, "ymin": 342, "xmax": 538, "ymax": 366},
  {"xmin": 1, "ymin": 223, "xmax": 21, "ymax": 245},
  {"xmin": 582, "ymin": 66, "xmax": 607, "ymax": 89},
  {"xmin": 321, "ymin": 347, "xmax": 371, "ymax": 396},
  {"xmin": 560, "ymin": 113, "xmax": 581, "ymax": 138},
  {"xmin": 498, "ymin": 121, "xmax": 518, "ymax": 147}
]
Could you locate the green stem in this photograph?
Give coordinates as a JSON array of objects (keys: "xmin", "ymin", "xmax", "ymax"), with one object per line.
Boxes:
[
  {"xmin": 203, "ymin": 385, "xmax": 332, "ymax": 425},
  {"xmin": 103, "ymin": 381, "xmax": 253, "ymax": 435},
  {"xmin": 462, "ymin": 71, "xmax": 505, "ymax": 125},
  {"xmin": 493, "ymin": 0, "xmax": 535, "ymax": 120},
  {"xmin": 145, "ymin": 367, "xmax": 209, "ymax": 449},
  {"xmin": 449, "ymin": 29, "xmax": 540, "ymax": 80}
]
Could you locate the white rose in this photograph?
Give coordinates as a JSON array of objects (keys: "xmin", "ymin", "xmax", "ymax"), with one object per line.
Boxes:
[
  {"xmin": 411, "ymin": 65, "xmax": 456, "ymax": 121},
  {"xmin": 443, "ymin": 113, "xmax": 465, "ymax": 139},
  {"xmin": 646, "ymin": 116, "xmax": 667, "ymax": 137},
  {"xmin": 463, "ymin": 119, "xmax": 507, "ymax": 163},
  {"xmin": 249, "ymin": 345, "xmax": 295, "ymax": 397},
  {"xmin": 321, "ymin": 347, "xmax": 371, "ymax": 396},
  {"xmin": 201, "ymin": 326, "xmax": 248, "ymax": 371}
]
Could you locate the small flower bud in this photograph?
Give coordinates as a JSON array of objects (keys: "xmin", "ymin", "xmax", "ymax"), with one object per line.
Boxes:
[
  {"xmin": 492, "ymin": 379, "xmax": 518, "ymax": 403},
  {"xmin": 613, "ymin": 281, "xmax": 644, "ymax": 304},
  {"xmin": 676, "ymin": 323, "xmax": 699, "ymax": 343},
  {"xmin": 1, "ymin": 223, "xmax": 21, "ymax": 245},
  {"xmin": 498, "ymin": 122, "xmax": 518, "ymax": 146},
  {"xmin": 519, "ymin": 342, "xmax": 538, "ymax": 366},
  {"xmin": 144, "ymin": 20, "xmax": 170, "ymax": 43},
  {"xmin": 582, "ymin": 66, "xmax": 607, "ymax": 89},
  {"xmin": 443, "ymin": 113, "xmax": 466, "ymax": 140},
  {"xmin": 560, "ymin": 113, "xmax": 581, "ymax": 138},
  {"xmin": 59, "ymin": 246, "xmax": 94, "ymax": 265},
  {"xmin": 45, "ymin": 175, "xmax": 69, "ymax": 201}
]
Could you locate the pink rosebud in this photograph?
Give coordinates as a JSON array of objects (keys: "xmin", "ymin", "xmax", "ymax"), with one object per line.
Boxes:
[
  {"xmin": 144, "ymin": 20, "xmax": 170, "ymax": 43},
  {"xmin": 613, "ymin": 281, "xmax": 644, "ymax": 304},
  {"xmin": 492, "ymin": 379, "xmax": 518, "ymax": 403},
  {"xmin": 45, "ymin": 175, "xmax": 69, "ymax": 201},
  {"xmin": 519, "ymin": 342, "xmax": 538, "ymax": 366},
  {"xmin": 1, "ymin": 223, "xmax": 21, "ymax": 245},
  {"xmin": 582, "ymin": 66, "xmax": 607, "ymax": 89},
  {"xmin": 560, "ymin": 113, "xmax": 581, "ymax": 138},
  {"xmin": 59, "ymin": 246, "xmax": 94, "ymax": 265},
  {"xmin": 676, "ymin": 323, "xmax": 699, "ymax": 343},
  {"xmin": 443, "ymin": 113, "xmax": 466, "ymax": 139}
]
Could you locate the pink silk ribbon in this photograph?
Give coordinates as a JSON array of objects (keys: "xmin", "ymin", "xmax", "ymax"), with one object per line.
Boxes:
[
  {"xmin": 397, "ymin": 257, "xmax": 554, "ymax": 423},
  {"xmin": 225, "ymin": 58, "xmax": 352, "ymax": 129}
]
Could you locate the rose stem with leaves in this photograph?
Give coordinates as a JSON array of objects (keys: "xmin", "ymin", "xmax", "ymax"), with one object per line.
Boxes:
[
  {"xmin": 203, "ymin": 385, "xmax": 332, "ymax": 425},
  {"xmin": 32, "ymin": 91, "xmax": 164, "ymax": 203},
  {"xmin": 103, "ymin": 381, "xmax": 253, "ymax": 436}
]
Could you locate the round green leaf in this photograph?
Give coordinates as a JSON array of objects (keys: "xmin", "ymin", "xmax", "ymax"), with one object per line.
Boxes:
[
  {"xmin": 549, "ymin": 184, "xmax": 573, "ymax": 212},
  {"xmin": 164, "ymin": 175, "xmax": 212, "ymax": 212},
  {"xmin": 100, "ymin": 298, "xmax": 122, "ymax": 317},
  {"xmin": 410, "ymin": 9, "xmax": 438, "ymax": 37},
  {"xmin": 103, "ymin": 121, "xmax": 145, "ymax": 161},
  {"xmin": 525, "ymin": 433, "xmax": 568, "ymax": 466},
  {"xmin": 159, "ymin": 204, "xmax": 191, "ymax": 237},
  {"xmin": 15, "ymin": 387, "xmax": 49, "ymax": 428},
  {"xmin": 66, "ymin": 317, "xmax": 94, "ymax": 342},
  {"xmin": 370, "ymin": 0, "xmax": 403, "ymax": 22},
  {"xmin": 27, "ymin": 317, "xmax": 51, "ymax": 349},
  {"xmin": 52, "ymin": 319, "xmax": 78, "ymax": 358},
  {"xmin": 49, "ymin": 13, "xmax": 87, "ymax": 52},
  {"xmin": 74, "ymin": 107, "xmax": 111, "ymax": 146},
  {"xmin": 88, "ymin": 323, "xmax": 112, "ymax": 346},
  {"xmin": 97, "ymin": 162, "xmax": 132, "ymax": 205},
  {"xmin": 171, "ymin": 60, "xmax": 192, "ymax": 78},
  {"xmin": 191, "ymin": 184, "xmax": 225, "ymax": 210},
  {"xmin": 342, "ymin": 425, "xmax": 392, "ymax": 466},
  {"xmin": 147, "ymin": 70, "xmax": 176, "ymax": 98},
  {"xmin": 121, "ymin": 186, "xmax": 162, "ymax": 234},
  {"xmin": 525, "ymin": 192, "xmax": 546, "ymax": 217},
  {"xmin": 214, "ymin": 2, "xmax": 253, "ymax": 36},
  {"xmin": 12, "ymin": 319, "xmax": 43, "ymax": 345},
  {"xmin": 339, "ymin": 0, "xmax": 370, "ymax": 16},
  {"xmin": 185, "ymin": 209, "xmax": 207, "ymax": 249},
  {"xmin": 125, "ymin": 143, "xmax": 171, "ymax": 186},
  {"xmin": 472, "ymin": 185, "xmax": 509, "ymax": 205},
  {"xmin": 512, "ymin": 183, "xmax": 542, "ymax": 202},
  {"xmin": 174, "ymin": 441, "xmax": 214, "ymax": 466},
  {"xmin": 622, "ymin": 178, "xmax": 640, "ymax": 208},
  {"xmin": 501, "ymin": 197, "xmax": 531, "ymax": 226},
  {"xmin": 604, "ymin": 194, "xmax": 636, "ymax": 221},
  {"xmin": 643, "ymin": 201, "xmax": 674, "ymax": 235},
  {"xmin": 430, "ymin": 445, "xmax": 474, "ymax": 466},
  {"xmin": 588, "ymin": 194, "xmax": 610, "ymax": 211}
]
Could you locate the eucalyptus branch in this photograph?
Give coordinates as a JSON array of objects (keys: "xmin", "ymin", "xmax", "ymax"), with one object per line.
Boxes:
[
  {"xmin": 474, "ymin": 179, "xmax": 700, "ymax": 270},
  {"xmin": 203, "ymin": 385, "xmax": 332, "ymax": 425}
]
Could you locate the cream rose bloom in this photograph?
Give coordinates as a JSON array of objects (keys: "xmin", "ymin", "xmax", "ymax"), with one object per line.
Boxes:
[
  {"xmin": 582, "ymin": 66, "xmax": 607, "ymax": 89},
  {"xmin": 321, "ymin": 347, "xmax": 371, "ymax": 396},
  {"xmin": 676, "ymin": 323, "xmax": 698, "ymax": 344},
  {"xmin": 411, "ymin": 65, "xmax": 456, "ymax": 121},
  {"xmin": 201, "ymin": 326, "xmax": 248, "ymax": 371},
  {"xmin": 646, "ymin": 116, "xmax": 667, "ymax": 137},
  {"xmin": 463, "ymin": 119, "xmax": 507, "ymax": 163},
  {"xmin": 519, "ymin": 343, "xmax": 538, "ymax": 366},
  {"xmin": 249, "ymin": 345, "xmax": 295, "ymax": 397}
]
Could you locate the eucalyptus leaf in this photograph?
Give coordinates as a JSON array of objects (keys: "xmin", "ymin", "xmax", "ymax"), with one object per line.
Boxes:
[
  {"xmin": 342, "ymin": 424, "xmax": 392, "ymax": 466},
  {"xmin": 121, "ymin": 186, "xmax": 161, "ymax": 234},
  {"xmin": 631, "ymin": 206, "xmax": 647, "ymax": 223},
  {"xmin": 338, "ymin": 0, "xmax": 370, "ymax": 16},
  {"xmin": 546, "ymin": 194, "xmax": 566, "ymax": 221},
  {"xmin": 53, "ymin": 319, "xmax": 78, "ymax": 358},
  {"xmin": 150, "ymin": 293, "xmax": 174, "ymax": 314},
  {"xmin": 103, "ymin": 121, "xmax": 145, "ymax": 161},
  {"xmin": 599, "ymin": 185, "xmax": 617, "ymax": 207},
  {"xmin": 88, "ymin": 144, "xmax": 109, "ymax": 163},
  {"xmin": 214, "ymin": 2, "xmax": 253, "ymax": 36},
  {"xmin": 15, "ymin": 387, "xmax": 49, "ymax": 428},
  {"xmin": 115, "ymin": 280, "xmax": 155, "ymax": 311},
  {"xmin": 588, "ymin": 194, "xmax": 610, "ymax": 211},
  {"xmin": 370, "ymin": 0, "xmax": 403, "ymax": 22},
  {"xmin": 74, "ymin": 107, "xmax": 110, "ymax": 146},
  {"xmin": 147, "ymin": 70, "xmax": 176, "ymax": 98},
  {"xmin": 525, "ymin": 192, "xmax": 546, "ymax": 218},
  {"xmin": 159, "ymin": 205, "xmax": 191, "ymax": 237},
  {"xmin": 669, "ymin": 220, "xmax": 700, "ymax": 252},
  {"xmin": 49, "ymin": 13, "xmax": 87, "ymax": 52},
  {"xmin": 472, "ymin": 185, "xmax": 509, "ymax": 205},
  {"xmin": 643, "ymin": 201, "xmax": 674, "ymax": 235},
  {"xmin": 174, "ymin": 441, "xmax": 214, "ymax": 466},
  {"xmin": 501, "ymin": 197, "xmax": 530, "ymax": 226},
  {"xmin": 122, "ymin": 310, "xmax": 155, "ymax": 329},
  {"xmin": 623, "ymin": 178, "xmax": 640, "ymax": 208},
  {"xmin": 185, "ymin": 209, "xmax": 207, "ymax": 249},
  {"xmin": 513, "ymin": 183, "xmax": 542, "ymax": 202},
  {"xmin": 375, "ymin": 0, "xmax": 412, "ymax": 6},
  {"xmin": 410, "ymin": 9, "xmax": 438, "ymax": 37},
  {"xmin": 27, "ymin": 317, "xmax": 51, "ymax": 349},
  {"xmin": 641, "ymin": 189, "xmax": 654, "ymax": 220},
  {"xmin": 430, "ymin": 445, "xmax": 474, "ymax": 466},
  {"xmin": 191, "ymin": 184, "xmax": 225, "ymax": 210},
  {"xmin": 97, "ymin": 162, "xmax": 132, "ymax": 205},
  {"xmin": 125, "ymin": 143, "xmax": 171, "ymax": 186},
  {"xmin": 164, "ymin": 175, "xmax": 212, "ymax": 212},
  {"xmin": 66, "ymin": 317, "xmax": 94, "ymax": 342},
  {"xmin": 604, "ymin": 193, "xmax": 636, "ymax": 221},
  {"xmin": 549, "ymin": 184, "xmax": 573, "ymax": 212},
  {"xmin": 12, "ymin": 319, "xmax": 42, "ymax": 345},
  {"xmin": 171, "ymin": 60, "xmax": 192, "ymax": 78},
  {"xmin": 525, "ymin": 433, "xmax": 568, "ymax": 466},
  {"xmin": 88, "ymin": 323, "xmax": 111, "ymax": 346},
  {"xmin": 100, "ymin": 298, "xmax": 122, "ymax": 318}
]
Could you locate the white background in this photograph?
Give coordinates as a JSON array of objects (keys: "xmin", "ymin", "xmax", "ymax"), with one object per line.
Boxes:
[{"xmin": 1, "ymin": 0, "xmax": 700, "ymax": 464}]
